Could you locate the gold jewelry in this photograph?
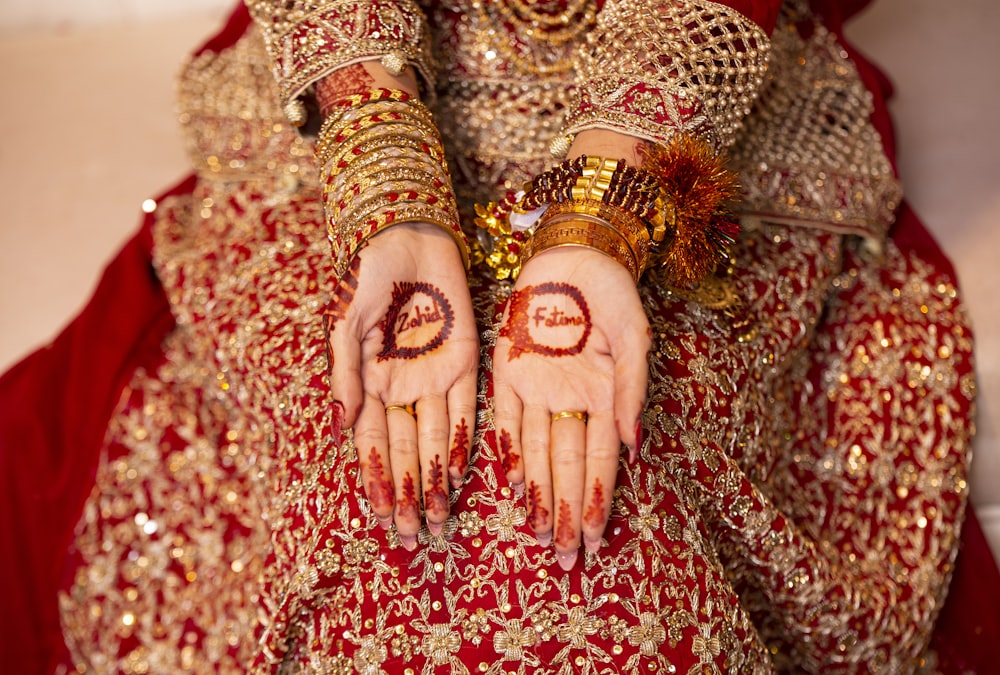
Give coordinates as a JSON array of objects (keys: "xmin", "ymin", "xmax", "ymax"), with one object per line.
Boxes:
[
  {"xmin": 551, "ymin": 410, "xmax": 588, "ymax": 423},
  {"xmin": 385, "ymin": 403, "xmax": 416, "ymax": 418},
  {"xmin": 522, "ymin": 218, "xmax": 639, "ymax": 282},
  {"xmin": 318, "ymin": 91, "xmax": 470, "ymax": 274},
  {"xmin": 540, "ymin": 200, "xmax": 651, "ymax": 273}
]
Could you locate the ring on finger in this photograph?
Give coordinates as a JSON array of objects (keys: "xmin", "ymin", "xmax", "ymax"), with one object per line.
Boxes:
[
  {"xmin": 551, "ymin": 410, "xmax": 587, "ymax": 423},
  {"xmin": 385, "ymin": 403, "xmax": 417, "ymax": 418}
]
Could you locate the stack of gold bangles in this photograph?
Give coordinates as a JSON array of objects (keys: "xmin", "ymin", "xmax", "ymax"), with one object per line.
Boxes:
[
  {"xmin": 317, "ymin": 88, "xmax": 470, "ymax": 276},
  {"xmin": 476, "ymin": 138, "xmax": 739, "ymax": 287}
]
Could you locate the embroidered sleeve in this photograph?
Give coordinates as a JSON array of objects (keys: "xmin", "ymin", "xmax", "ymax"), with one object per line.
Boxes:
[
  {"xmin": 563, "ymin": 0, "xmax": 775, "ymax": 147},
  {"xmin": 243, "ymin": 0, "xmax": 434, "ymax": 123}
]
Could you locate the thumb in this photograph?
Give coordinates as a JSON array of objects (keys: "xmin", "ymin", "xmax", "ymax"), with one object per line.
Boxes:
[
  {"xmin": 327, "ymin": 324, "xmax": 364, "ymax": 429},
  {"xmin": 613, "ymin": 326, "xmax": 651, "ymax": 461}
]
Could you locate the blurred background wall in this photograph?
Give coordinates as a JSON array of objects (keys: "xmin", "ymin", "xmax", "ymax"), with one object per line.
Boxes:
[{"xmin": 1, "ymin": 0, "xmax": 998, "ymax": 559}]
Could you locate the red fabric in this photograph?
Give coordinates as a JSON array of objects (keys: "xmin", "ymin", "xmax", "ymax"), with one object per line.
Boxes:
[{"xmin": 0, "ymin": 175, "xmax": 192, "ymax": 673}]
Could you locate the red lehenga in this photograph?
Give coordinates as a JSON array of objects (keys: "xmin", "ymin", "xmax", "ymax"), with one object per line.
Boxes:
[{"xmin": 2, "ymin": 0, "xmax": 999, "ymax": 673}]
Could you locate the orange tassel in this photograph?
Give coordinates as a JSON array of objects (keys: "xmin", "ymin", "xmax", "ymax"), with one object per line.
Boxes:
[{"xmin": 641, "ymin": 135, "xmax": 740, "ymax": 288}]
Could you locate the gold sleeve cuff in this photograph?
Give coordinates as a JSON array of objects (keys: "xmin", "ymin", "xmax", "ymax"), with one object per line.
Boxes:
[
  {"xmin": 244, "ymin": 0, "xmax": 435, "ymax": 124},
  {"xmin": 563, "ymin": 0, "xmax": 770, "ymax": 149}
]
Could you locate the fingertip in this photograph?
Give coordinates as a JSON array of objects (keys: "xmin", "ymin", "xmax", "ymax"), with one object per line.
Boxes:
[
  {"xmin": 427, "ymin": 519, "xmax": 444, "ymax": 537},
  {"xmin": 556, "ymin": 549, "xmax": 578, "ymax": 571},
  {"xmin": 583, "ymin": 537, "xmax": 602, "ymax": 554}
]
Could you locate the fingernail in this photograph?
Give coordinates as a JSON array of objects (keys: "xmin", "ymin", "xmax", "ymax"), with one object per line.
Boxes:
[
  {"xmin": 536, "ymin": 531, "xmax": 552, "ymax": 547},
  {"xmin": 584, "ymin": 537, "xmax": 602, "ymax": 554},
  {"xmin": 450, "ymin": 477, "xmax": 463, "ymax": 490},
  {"xmin": 513, "ymin": 481, "xmax": 525, "ymax": 498},
  {"xmin": 428, "ymin": 520, "xmax": 443, "ymax": 537},
  {"xmin": 399, "ymin": 534, "xmax": 417, "ymax": 551},
  {"xmin": 377, "ymin": 515, "xmax": 392, "ymax": 531},
  {"xmin": 556, "ymin": 550, "xmax": 578, "ymax": 571}
]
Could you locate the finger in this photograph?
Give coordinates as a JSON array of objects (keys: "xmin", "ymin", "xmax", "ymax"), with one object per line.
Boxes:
[
  {"xmin": 521, "ymin": 404, "xmax": 554, "ymax": 545},
  {"xmin": 550, "ymin": 410, "xmax": 587, "ymax": 570},
  {"xmin": 416, "ymin": 393, "xmax": 450, "ymax": 536},
  {"xmin": 492, "ymin": 381, "xmax": 525, "ymax": 495},
  {"xmin": 327, "ymin": 323, "xmax": 364, "ymax": 429},
  {"xmin": 352, "ymin": 392, "xmax": 394, "ymax": 529},
  {"xmin": 446, "ymin": 368, "xmax": 478, "ymax": 489},
  {"xmin": 324, "ymin": 262, "xmax": 365, "ymax": 428},
  {"xmin": 386, "ymin": 402, "xmax": 421, "ymax": 550},
  {"xmin": 613, "ymin": 328, "xmax": 652, "ymax": 462},
  {"xmin": 581, "ymin": 409, "xmax": 620, "ymax": 553}
]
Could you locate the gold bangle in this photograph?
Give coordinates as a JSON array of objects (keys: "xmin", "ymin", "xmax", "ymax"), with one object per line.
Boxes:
[
  {"xmin": 539, "ymin": 199, "xmax": 651, "ymax": 274},
  {"xmin": 522, "ymin": 219, "xmax": 639, "ymax": 282},
  {"xmin": 570, "ymin": 156, "xmax": 619, "ymax": 203},
  {"xmin": 320, "ymin": 124, "xmax": 446, "ymax": 170},
  {"xmin": 331, "ymin": 203, "xmax": 469, "ymax": 277},
  {"xmin": 316, "ymin": 105, "xmax": 438, "ymax": 161}
]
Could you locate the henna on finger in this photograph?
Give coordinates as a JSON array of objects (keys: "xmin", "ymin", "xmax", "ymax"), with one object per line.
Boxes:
[
  {"xmin": 582, "ymin": 477, "xmax": 607, "ymax": 531},
  {"xmin": 500, "ymin": 282, "xmax": 592, "ymax": 361},
  {"xmin": 364, "ymin": 447, "xmax": 395, "ymax": 515},
  {"xmin": 397, "ymin": 473, "xmax": 421, "ymax": 522},
  {"xmin": 526, "ymin": 481, "xmax": 550, "ymax": 532},
  {"xmin": 448, "ymin": 417, "xmax": 470, "ymax": 484},
  {"xmin": 554, "ymin": 498, "xmax": 576, "ymax": 550},
  {"xmin": 498, "ymin": 428, "xmax": 520, "ymax": 474},
  {"xmin": 424, "ymin": 454, "xmax": 449, "ymax": 518},
  {"xmin": 378, "ymin": 281, "xmax": 454, "ymax": 361}
]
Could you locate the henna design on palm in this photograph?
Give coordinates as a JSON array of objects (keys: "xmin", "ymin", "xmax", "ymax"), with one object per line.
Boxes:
[
  {"xmin": 377, "ymin": 281, "xmax": 454, "ymax": 361},
  {"xmin": 500, "ymin": 282, "xmax": 591, "ymax": 361}
]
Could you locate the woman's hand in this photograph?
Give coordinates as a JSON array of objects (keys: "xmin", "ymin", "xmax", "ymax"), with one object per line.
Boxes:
[
  {"xmin": 325, "ymin": 223, "xmax": 479, "ymax": 550},
  {"xmin": 492, "ymin": 247, "xmax": 651, "ymax": 570}
]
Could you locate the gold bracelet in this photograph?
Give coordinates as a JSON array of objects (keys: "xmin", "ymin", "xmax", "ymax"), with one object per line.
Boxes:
[
  {"xmin": 539, "ymin": 199, "xmax": 651, "ymax": 274},
  {"xmin": 332, "ymin": 203, "xmax": 469, "ymax": 277},
  {"xmin": 319, "ymin": 122, "xmax": 446, "ymax": 169},
  {"xmin": 316, "ymin": 104, "xmax": 438, "ymax": 165},
  {"xmin": 522, "ymin": 219, "xmax": 639, "ymax": 282},
  {"xmin": 334, "ymin": 182, "xmax": 454, "ymax": 226}
]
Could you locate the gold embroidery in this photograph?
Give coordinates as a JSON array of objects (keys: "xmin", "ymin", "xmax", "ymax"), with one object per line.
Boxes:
[
  {"xmin": 563, "ymin": 0, "xmax": 771, "ymax": 148},
  {"xmin": 244, "ymin": 0, "xmax": 434, "ymax": 116},
  {"xmin": 729, "ymin": 1, "xmax": 903, "ymax": 249}
]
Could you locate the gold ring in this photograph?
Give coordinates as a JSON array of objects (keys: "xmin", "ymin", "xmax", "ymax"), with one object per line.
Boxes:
[
  {"xmin": 385, "ymin": 403, "xmax": 416, "ymax": 418},
  {"xmin": 551, "ymin": 410, "xmax": 587, "ymax": 423}
]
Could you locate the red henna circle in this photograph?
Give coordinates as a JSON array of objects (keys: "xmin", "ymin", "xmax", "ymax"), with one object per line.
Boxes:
[
  {"xmin": 499, "ymin": 281, "xmax": 591, "ymax": 360},
  {"xmin": 377, "ymin": 281, "xmax": 454, "ymax": 361}
]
